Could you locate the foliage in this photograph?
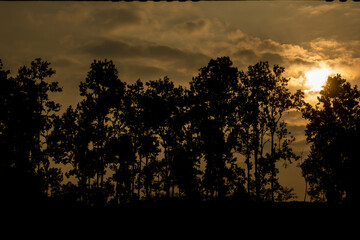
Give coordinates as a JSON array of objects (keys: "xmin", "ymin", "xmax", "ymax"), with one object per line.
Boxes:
[
  {"xmin": 237, "ymin": 61, "xmax": 301, "ymax": 201},
  {"xmin": 301, "ymin": 74, "xmax": 360, "ymax": 203},
  {"xmin": 5, "ymin": 56, "xmax": 348, "ymax": 207},
  {"xmin": 0, "ymin": 58, "xmax": 63, "ymax": 202}
]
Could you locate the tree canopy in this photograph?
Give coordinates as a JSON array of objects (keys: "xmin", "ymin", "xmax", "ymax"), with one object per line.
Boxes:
[
  {"xmin": 1, "ymin": 56, "xmax": 356, "ymax": 207},
  {"xmin": 301, "ymin": 74, "xmax": 360, "ymax": 203}
]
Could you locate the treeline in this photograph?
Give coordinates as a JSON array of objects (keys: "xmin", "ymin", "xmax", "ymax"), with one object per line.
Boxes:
[{"xmin": 0, "ymin": 56, "xmax": 358, "ymax": 207}]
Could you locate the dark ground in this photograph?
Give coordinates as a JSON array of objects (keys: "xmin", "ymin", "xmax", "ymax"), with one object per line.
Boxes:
[
  {"xmin": 1, "ymin": 198, "xmax": 356, "ymax": 237},
  {"xmin": 4, "ymin": 197, "xmax": 355, "ymax": 222}
]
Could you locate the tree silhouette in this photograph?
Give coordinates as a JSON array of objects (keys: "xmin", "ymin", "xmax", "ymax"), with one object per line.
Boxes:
[
  {"xmin": 190, "ymin": 57, "xmax": 243, "ymax": 200},
  {"xmin": 3, "ymin": 56, "xmax": 352, "ymax": 208},
  {"xmin": 301, "ymin": 74, "xmax": 360, "ymax": 203},
  {"xmin": 262, "ymin": 65, "xmax": 302, "ymax": 201},
  {"xmin": 238, "ymin": 61, "xmax": 301, "ymax": 201},
  {"xmin": 144, "ymin": 77, "xmax": 191, "ymax": 198},
  {"xmin": 0, "ymin": 58, "xmax": 63, "ymax": 204},
  {"xmin": 108, "ymin": 134, "xmax": 136, "ymax": 204},
  {"xmin": 78, "ymin": 59, "xmax": 126, "ymax": 205},
  {"xmin": 237, "ymin": 61, "xmax": 270, "ymax": 201},
  {"xmin": 49, "ymin": 59, "xmax": 127, "ymax": 205},
  {"xmin": 0, "ymin": 60, "xmax": 29, "ymax": 204},
  {"xmin": 48, "ymin": 105, "xmax": 95, "ymax": 203},
  {"xmin": 172, "ymin": 89, "xmax": 202, "ymax": 200},
  {"xmin": 123, "ymin": 79, "xmax": 160, "ymax": 200}
]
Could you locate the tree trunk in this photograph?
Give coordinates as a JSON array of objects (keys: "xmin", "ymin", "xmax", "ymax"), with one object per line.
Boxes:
[
  {"xmin": 246, "ymin": 150, "xmax": 251, "ymax": 194},
  {"xmin": 270, "ymin": 130, "xmax": 275, "ymax": 202},
  {"xmin": 164, "ymin": 143, "xmax": 171, "ymax": 198},
  {"xmin": 138, "ymin": 153, "xmax": 142, "ymax": 200},
  {"xmin": 254, "ymin": 143, "xmax": 260, "ymax": 202},
  {"xmin": 145, "ymin": 155, "xmax": 149, "ymax": 199}
]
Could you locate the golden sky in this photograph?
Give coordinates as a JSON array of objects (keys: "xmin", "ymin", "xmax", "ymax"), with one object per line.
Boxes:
[{"xmin": 1, "ymin": 1, "xmax": 359, "ymax": 200}]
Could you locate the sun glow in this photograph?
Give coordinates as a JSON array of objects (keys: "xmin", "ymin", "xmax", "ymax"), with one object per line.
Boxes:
[{"xmin": 305, "ymin": 68, "xmax": 331, "ymax": 92}]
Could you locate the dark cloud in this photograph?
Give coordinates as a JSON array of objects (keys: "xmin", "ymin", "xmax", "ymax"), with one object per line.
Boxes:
[
  {"xmin": 260, "ymin": 52, "xmax": 283, "ymax": 65},
  {"xmin": 79, "ymin": 38, "xmax": 209, "ymax": 70},
  {"xmin": 289, "ymin": 57, "xmax": 314, "ymax": 66},
  {"xmin": 80, "ymin": 39, "xmax": 135, "ymax": 57},
  {"xmin": 257, "ymin": 39, "xmax": 283, "ymax": 53},
  {"xmin": 148, "ymin": 45, "xmax": 190, "ymax": 60},
  {"xmin": 233, "ymin": 49, "xmax": 283, "ymax": 67},
  {"xmin": 92, "ymin": 8, "xmax": 143, "ymax": 29},
  {"xmin": 179, "ymin": 19, "xmax": 206, "ymax": 33},
  {"xmin": 233, "ymin": 49, "xmax": 259, "ymax": 63}
]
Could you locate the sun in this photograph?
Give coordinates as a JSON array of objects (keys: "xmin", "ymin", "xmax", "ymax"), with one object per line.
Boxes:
[{"xmin": 305, "ymin": 68, "xmax": 331, "ymax": 92}]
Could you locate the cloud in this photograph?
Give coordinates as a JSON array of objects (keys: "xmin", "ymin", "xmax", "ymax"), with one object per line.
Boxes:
[
  {"xmin": 225, "ymin": 30, "xmax": 360, "ymax": 95},
  {"xmin": 92, "ymin": 8, "xmax": 143, "ymax": 29},
  {"xmin": 309, "ymin": 38, "xmax": 348, "ymax": 60},
  {"xmin": 289, "ymin": 58, "xmax": 314, "ymax": 67},
  {"xmin": 2, "ymin": 2, "xmax": 360, "ymax": 98},
  {"xmin": 79, "ymin": 38, "xmax": 209, "ymax": 70},
  {"xmin": 233, "ymin": 49, "xmax": 259, "ymax": 63},
  {"xmin": 260, "ymin": 52, "xmax": 283, "ymax": 65},
  {"xmin": 56, "ymin": 4, "xmax": 143, "ymax": 28},
  {"xmin": 228, "ymin": 29, "xmax": 246, "ymax": 41},
  {"xmin": 228, "ymin": 33, "xmax": 319, "ymax": 81},
  {"xmin": 256, "ymin": 39, "xmax": 284, "ymax": 53},
  {"xmin": 298, "ymin": 4, "xmax": 337, "ymax": 16},
  {"xmin": 177, "ymin": 19, "xmax": 207, "ymax": 33},
  {"xmin": 79, "ymin": 39, "xmax": 136, "ymax": 58}
]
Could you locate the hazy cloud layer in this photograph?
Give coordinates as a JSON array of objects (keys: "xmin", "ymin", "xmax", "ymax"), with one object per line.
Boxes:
[
  {"xmin": 1, "ymin": 2, "xmax": 359, "ymax": 116},
  {"xmin": 1, "ymin": 2, "xmax": 359, "ymax": 91}
]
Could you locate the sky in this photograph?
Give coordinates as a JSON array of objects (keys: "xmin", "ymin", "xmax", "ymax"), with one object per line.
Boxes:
[{"xmin": 1, "ymin": 1, "xmax": 359, "ymax": 200}]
